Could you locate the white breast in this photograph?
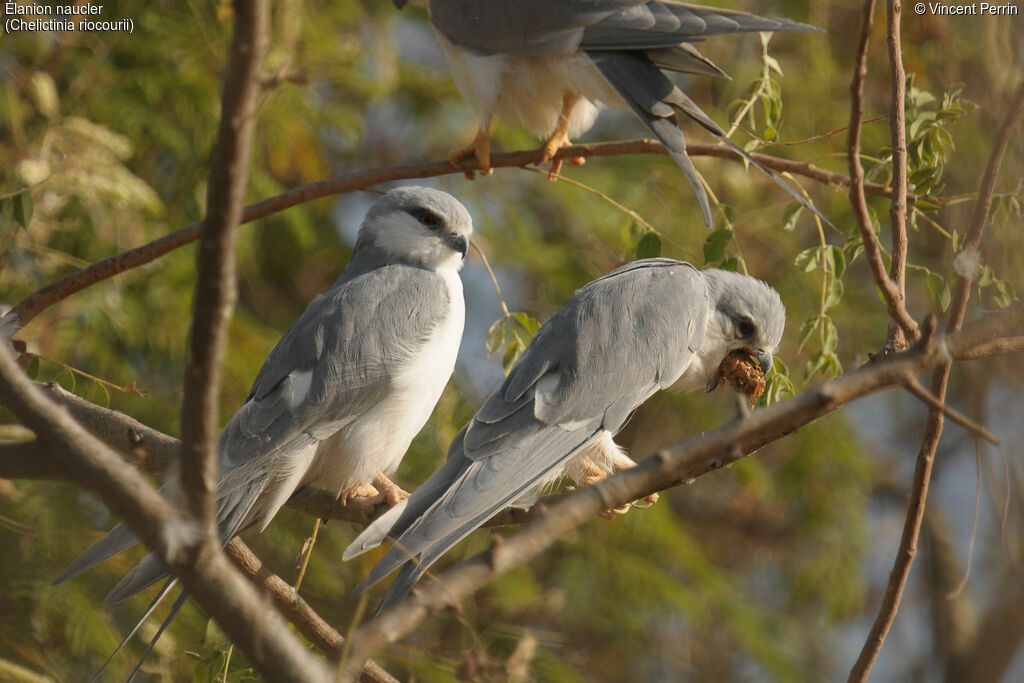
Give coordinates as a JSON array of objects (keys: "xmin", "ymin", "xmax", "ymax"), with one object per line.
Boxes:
[{"xmin": 309, "ymin": 268, "xmax": 465, "ymax": 494}]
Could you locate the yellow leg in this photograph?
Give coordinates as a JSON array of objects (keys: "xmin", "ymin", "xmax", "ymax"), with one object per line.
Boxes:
[
  {"xmin": 372, "ymin": 469, "xmax": 410, "ymax": 507},
  {"xmin": 338, "ymin": 481, "xmax": 379, "ymax": 506},
  {"xmin": 447, "ymin": 126, "xmax": 492, "ymax": 179},
  {"xmin": 543, "ymin": 93, "xmax": 586, "ymax": 180},
  {"xmin": 577, "ymin": 458, "xmax": 659, "ymax": 519}
]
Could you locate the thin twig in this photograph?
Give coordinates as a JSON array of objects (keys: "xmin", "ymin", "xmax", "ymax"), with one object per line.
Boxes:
[
  {"xmin": 945, "ymin": 440, "xmax": 982, "ymax": 599},
  {"xmin": 902, "ymin": 377, "xmax": 999, "ymax": 444},
  {"xmin": 846, "ymin": 0, "xmax": 920, "ymax": 346},
  {"xmin": 3, "ymin": 141, "xmax": 902, "ymax": 334}
]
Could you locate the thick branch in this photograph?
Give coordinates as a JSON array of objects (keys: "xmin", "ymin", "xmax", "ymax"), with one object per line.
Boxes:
[
  {"xmin": 846, "ymin": 0, "xmax": 920, "ymax": 344},
  {"xmin": 224, "ymin": 540, "xmax": 399, "ymax": 683},
  {"xmin": 886, "ymin": 0, "xmax": 910, "ymax": 351},
  {"xmin": 179, "ymin": 0, "xmax": 268, "ymax": 530},
  {"xmin": 341, "ymin": 304, "xmax": 1024, "ymax": 679},
  {"xmin": 3, "ymin": 141, "xmax": 898, "ymax": 334},
  {"xmin": 0, "ymin": 342, "xmax": 330, "ymax": 681}
]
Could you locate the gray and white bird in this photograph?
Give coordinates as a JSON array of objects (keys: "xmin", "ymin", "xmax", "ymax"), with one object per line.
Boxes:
[
  {"xmin": 53, "ymin": 185, "xmax": 474, "ymax": 673},
  {"xmin": 394, "ymin": 0, "xmax": 821, "ymax": 226},
  {"xmin": 345, "ymin": 258, "xmax": 785, "ymax": 610}
]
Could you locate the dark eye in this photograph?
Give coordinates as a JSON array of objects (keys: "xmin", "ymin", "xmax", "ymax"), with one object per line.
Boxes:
[
  {"xmin": 418, "ymin": 212, "xmax": 439, "ymax": 228},
  {"xmin": 737, "ymin": 318, "xmax": 756, "ymax": 337}
]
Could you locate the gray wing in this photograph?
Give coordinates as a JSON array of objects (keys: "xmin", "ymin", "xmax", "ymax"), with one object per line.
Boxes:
[
  {"xmin": 55, "ymin": 263, "xmax": 453, "ymax": 602},
  {"xmin": 346, "ymin": 259, "xmax": 709, "ymax": 608},
  {"xmin": 429, "ymin": 0, "xmax": 817, "ymax": 56}
]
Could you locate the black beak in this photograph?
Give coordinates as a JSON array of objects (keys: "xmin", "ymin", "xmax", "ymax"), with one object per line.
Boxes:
[{"xmin": 446, "ymin": 234, "xmax": 468, "ymax": 259}]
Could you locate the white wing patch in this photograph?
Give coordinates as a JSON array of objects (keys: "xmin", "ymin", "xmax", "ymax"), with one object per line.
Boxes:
[{"xmin": 288, "ymin": 369, "xmax": 313, "ymax": 408}]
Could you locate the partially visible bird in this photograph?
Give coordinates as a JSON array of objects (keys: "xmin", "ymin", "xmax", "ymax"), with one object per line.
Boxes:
[
  {"xmin": 53, "ymin": 185, "xmax": 474, "ymax": 676},
  {"xmin": 394, "ymin": 0, "xmax": 822, "ymax": 226},
  {"xmin": 345, "ymin": 258, "xmax": 785, "ymax": 611}
]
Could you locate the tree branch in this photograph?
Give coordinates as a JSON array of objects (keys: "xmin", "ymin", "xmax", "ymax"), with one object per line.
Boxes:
[
  {"xmin": 846, "ymin": 0, "xmax": 920, "ymax": 345},
  {"xmin": 340, "ymin": 303, "xmax": 1024, "ymax": 680},
  {"xmin": 178, "ymin": 0, "xmax": 268, "ymax": 531},
  {"xmin": 847, "ymin": 78, "xmax": 1024, "ymax": 683},
  {"xmin": 886, "ymin": 0, "xmax": 910, "ymax": 351},
  {"xmin": 3, "ymin": 141, "xmax": 900, "ymax": 335},
  {"xmin": 901, "ymin": 376, "xmax": 998, "ymax": 445},
  {"xmin": 0, "ymin": 342, "xmax": 331, "ymax": 681},
  {"xmin": 224, "ymin": 539, "xmax": 399, "ymax": 683}
]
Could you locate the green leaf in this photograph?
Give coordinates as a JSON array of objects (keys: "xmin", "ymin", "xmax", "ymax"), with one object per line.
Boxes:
[
  {"xmin": 828, "ymin": 246, "xmax": 846, "ymax": 279},
  {"xmin": 502, "ymin": 339, "xmax": 523, "ymax": 374},
  {"xmin": 824, "ymin": 278, "xmax": 844, "ymax": 310},
  {"xmin": 703, "ymin": 228, "xmax": 732, "ymax": 263},
  {"xmin": 822, "ymin": 319, "xmax": 839, "ymax": 354},
  {"xmin": 12, "ymin": 191, "xmax": 33, "ymax": 228},
  {"xmin": 636, "ymin": 231, "xmax": 662, "ymax": 259},
  {"xmin": 994, "ymin": 279, "xmax": 1017, "ymax": 307},
  {"xmin": 926, "ymin": 271, "xmax": 951, "ymax": 311},
  {"xmin": 719, "ymin": 257, "xmax": 740, "ymax": 272},
  {"xmin": 797, "ymin": 317, "xmax": 819, "ymax": 352},
  {"xmin": 825, "ymin": 352, "xmax": 844, "ymax": 377},
  {"xmin": 794, "ymin": 247, "xmax": 820, "ymax": 272},
  {"xmin": 485, "ymin": 319, "xmax": 505, "ymax": 356},
  {"xmin": 781, "ymin": 202, "xmax": 803, "ymax": 231},
  {"xmin": 511, "ymin": 312, "xmax": 541, "ymax": 336},
  {"xmin": 26, "ymin": 355, "xmax": 40, "ymax": 380},
  {"xmin": 976, "ymin": 265, "xmax": 995, "ymax": 288},
  {"xmin": 804, "ymin": 351, "xmax": 828, "ymax": 381}
]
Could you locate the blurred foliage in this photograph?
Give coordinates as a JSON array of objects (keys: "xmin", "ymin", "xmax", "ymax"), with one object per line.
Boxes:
[{"xmin": 1, "ymin": 1, "xmax": 1022, "ymax": 681}]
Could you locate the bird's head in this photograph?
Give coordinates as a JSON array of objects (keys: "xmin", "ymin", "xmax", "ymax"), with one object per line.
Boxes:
[
  {"xmin": 357, "ymin": 186, "xmax": 474, "ymax": 271},
  {"xmin": 701, "ymin": 269, "xmax": 785, "ymax": 392}
]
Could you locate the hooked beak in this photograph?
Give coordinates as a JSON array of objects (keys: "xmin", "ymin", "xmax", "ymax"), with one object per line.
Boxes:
[
  {"xmin": 446, "ymin": 234, "xmax": 468, "ymax": 259},
  {"xmin": 755, "ymin": 351, "xmax": 773, "ymax": 374}
]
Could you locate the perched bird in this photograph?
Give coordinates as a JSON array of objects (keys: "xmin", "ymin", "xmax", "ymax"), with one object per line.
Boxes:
[
  {"xmin": 53, "ymin": 185, "xmax": 474, "ymax": 674},
  {"xmin": 345, "ymin": 258, "xmax": 785, "ymax": 611},
  {"xmin": 394, "ymin": 0, "xmax": 822, "ymax": 226}
]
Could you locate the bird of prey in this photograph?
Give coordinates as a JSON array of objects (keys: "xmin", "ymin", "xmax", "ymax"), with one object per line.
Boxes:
[
  {"xmin": 344, "ymin": 258, "xmax": 785, "ymax": 611},
  {"xmin": 394, "ymin": 0, "xmax": 821, "ymax": 226},
  {"xmin": 53, "ymin": 185, "xmax": 474, "ymax": 675}
]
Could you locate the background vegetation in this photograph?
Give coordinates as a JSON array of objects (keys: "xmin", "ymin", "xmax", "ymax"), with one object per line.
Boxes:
[{"xmin": 1, "ymin": 1, "xmax": 1021, "ymax": 680}]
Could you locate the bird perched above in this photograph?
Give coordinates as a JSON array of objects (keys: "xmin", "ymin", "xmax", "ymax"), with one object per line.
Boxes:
[
  {"xmin": 53, "ymin": 185, "xmax": 474, "ymax": 675},
  {"xmin": 345, "ymin": 258, "xmax": 785, "ymax": 611},
  {"xmin": 393, "ymin": 0, "xmax": 822, "ymax": 226}
]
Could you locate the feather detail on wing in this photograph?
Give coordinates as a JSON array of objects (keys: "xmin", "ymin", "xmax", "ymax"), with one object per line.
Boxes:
[{"xmin": 346, "ymin": 259, "xmax": 711, "ymax": 609}]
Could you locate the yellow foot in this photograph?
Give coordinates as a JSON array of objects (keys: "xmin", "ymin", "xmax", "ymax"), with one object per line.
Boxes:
[
  {"xmin": 338, "ymin": 482, "xmax": 379, "ymax": 507},
  {"xmin": 447, "ymin": 127, "xmax": 492, "ymax": 180},
  {"xmin": 579, "ymin": 461, "xmax": 658, "ymax": 519},
  {"xmin": 372, "ymin": 470, "xmax": 410, "ymax": 508},
  {"xmin": 542, "ymin": 93, "xmax": 586, "ymax": 180}
]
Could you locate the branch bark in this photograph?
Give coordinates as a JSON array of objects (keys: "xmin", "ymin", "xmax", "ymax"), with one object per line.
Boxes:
[
  {"xmin": 846, "ymin": 0, "xmax": 920, "ymax": 345},
  {"xmin": 3, "ymin": 141, "xmax": 901, "ymax": 335},
  {"xmin": 886, "ymin": 0, "xmax": 910, "ymax": 351},
  {"xmin": 340, "ymin": 303, "xmax": 1024, "ymax": 680},
  {"xmin": 178, "ymin": 0, "xmax": 268, "ymax": 531},
  {"xmin": 0, "ymin": 342, "xmax": 331, "ymax": 681}
]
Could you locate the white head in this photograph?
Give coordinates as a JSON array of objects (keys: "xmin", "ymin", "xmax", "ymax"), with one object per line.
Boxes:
[
  {"xmin": 699, "ymin": 268, "xmax": 786, "ymax": 390},
  {"xmin": 357, "ymin": 186, "xmax": 474, "ymax": 271}
]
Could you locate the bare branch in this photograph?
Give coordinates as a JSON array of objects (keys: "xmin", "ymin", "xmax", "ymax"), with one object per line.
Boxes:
[
  {"xmin": 886, "ymin": 0, "xmax": 910, "ymax": 351},
  {"xmin": 846, "ymin": 0, "xmax": 920, "ymax": 345},
  {"xmin": 341, "ymin": 303, "xmax": 1024, "ymax": 680},
  {"xmin": 957, "ymin": 335, "xmax": 1024, "ymax": 361},
  {"xmin": 178, "ymin": 0, "xmax": 268, "ymax": 530},
  {"xmin": 848, "ymin": 79, "xmax": 1024, "ymax": 683},
  {"xmin": 3, "ymin": 141, "xmax": 898, "ymax": 335},
  {"xmin": 902, "ymin": 376, "xmax": 998, "ymax": 444},
  {"xmin": 0, "ymin": 340, "xmax": 331, "ymax": 681},
  {"xmin": 224, "ymin": 540, "xmax": 399, "ymax": 683}
]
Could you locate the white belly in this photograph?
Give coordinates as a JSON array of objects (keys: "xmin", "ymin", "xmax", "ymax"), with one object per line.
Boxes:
[
  {"xmin": 440, "ymin": 36, "xmax": 618, "ymax": 139},
  {"xmin": 309, "ymin": 268, "xmax": 465, "ymax": 494}
]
